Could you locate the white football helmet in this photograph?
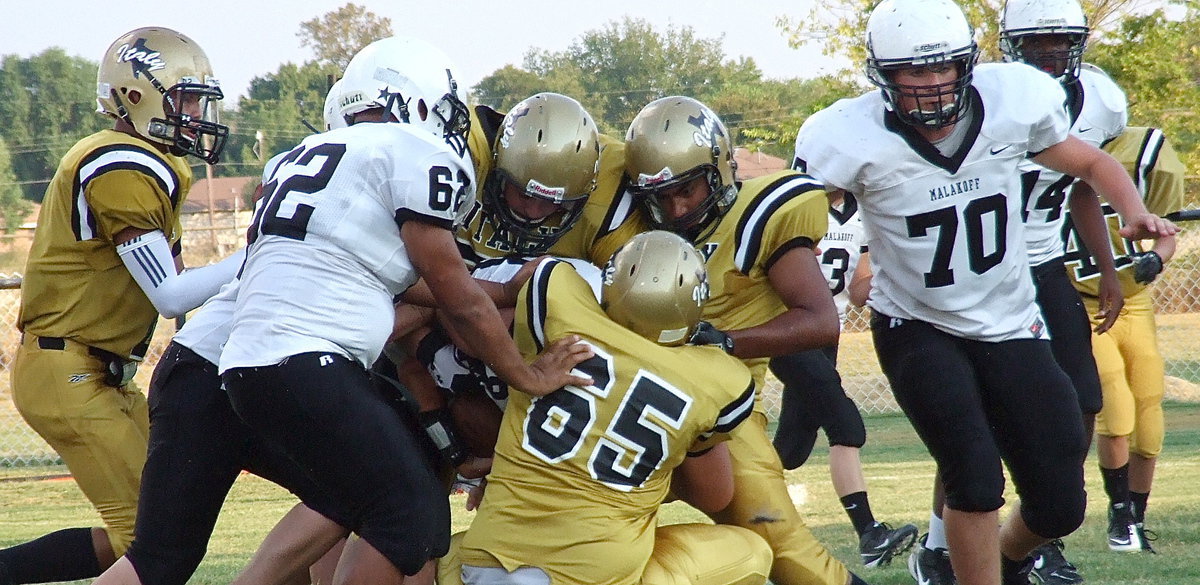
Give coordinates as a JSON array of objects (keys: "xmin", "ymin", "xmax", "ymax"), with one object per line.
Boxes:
[
  {"xmin": 865, "ymin": 0, "xmax": 979, "ymax": 129},
  {"xmin": 323, "ymin": 78, "xmax": 346, "ymax": 131},
  {"xmin": 1000, "ymin": 0, "xmax": 1089, "ymax": 81},
  {"xmin": 337, "ymin": 36, "xmax": 470, "ymax": 156}
]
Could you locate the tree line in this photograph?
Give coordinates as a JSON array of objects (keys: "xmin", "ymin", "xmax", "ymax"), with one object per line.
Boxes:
[{"xmin": 0, "ymin": 1, "xmax": 1193, "ymax": 232}]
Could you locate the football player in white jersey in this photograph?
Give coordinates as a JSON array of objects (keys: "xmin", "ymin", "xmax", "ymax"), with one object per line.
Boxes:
[
  {"xmin": 88, "ymin": 92, "xmax": 370, "ymax": 585},
  {"xmin": 218, "ymin": 36, "xmax": 593, "ymax": 585},
  {"xmin": 770, "ymin": 186, "xmax": 919, "ymax": 569},
  {"xmin": 794, "ymin": 1, "xmax": 1176, "ymax": 585}
]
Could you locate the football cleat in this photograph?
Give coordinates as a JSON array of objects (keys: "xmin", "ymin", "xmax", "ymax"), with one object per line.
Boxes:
[
  {"xmin": 860, "ymin": 521, "xmax": 919, "ymax": 568},
  {"xmin": 1029, "ymin": 539, "xmax": 1083, "ymax": 584},
  {"xmin": 1135, "ymin": 523, "xmax": 1158, "ymax": 554},
  {"xmin": 1107, "ymin": 502, "xmax": 1143, "ymax": 552},
  {"xmin": 909, "ymin": 534, "xmax": 957, "ymax": 585}
]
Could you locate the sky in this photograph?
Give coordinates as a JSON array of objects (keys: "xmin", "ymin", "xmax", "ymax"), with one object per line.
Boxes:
[{"xmin": 0, "ymin": 0, "xmax": 845, "ymax": 104}]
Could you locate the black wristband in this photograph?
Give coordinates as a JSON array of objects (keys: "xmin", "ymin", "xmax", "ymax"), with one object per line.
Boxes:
[{"xmin": 419, "ymin": 409, "xmax": 467, "ymax": 467}]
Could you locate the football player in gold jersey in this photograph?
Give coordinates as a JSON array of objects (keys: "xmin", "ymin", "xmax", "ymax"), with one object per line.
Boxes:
[
  {"xmin": 2, "ymin": 28, "xmax": 243, "ymax": 585},
  {"xmin": 1063, "ymin": 126, "xmax": 1184, "ymax": 553},
  {"xmin": 395, "ymin": 93, "xmax": 624, "ymax": 472},
  {"xmin": 455, "ymin": 230, "xmax": 772, "ymax": 585},
  {"xmin": 591, "ymin": 96, "xmax": 863, "ymax": 585}
]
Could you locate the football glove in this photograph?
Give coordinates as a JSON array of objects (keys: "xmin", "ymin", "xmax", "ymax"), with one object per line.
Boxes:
[
  {"xmin": 689, "ymin": 321, "xmax": 735, "ymax": 355},
  {"xmin": 1131, "ymin": 251, "xmax": 1164, "ymax": 284}
]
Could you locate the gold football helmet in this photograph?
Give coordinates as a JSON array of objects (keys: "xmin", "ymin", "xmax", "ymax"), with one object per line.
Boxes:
[
  {"xmin": 484, "ymin": 93, "xmax": 601, "ymax": 254},
  {"xmin": 96, "ymin": 27, "xmax": 228, "ymax": 164},
  {"xmin": 624, "ymin": 96, "xmax": 737, "ymax": 242},
  {"xmin": 601, "ymin": 230, "xmax": 709, "ymax": 346}
]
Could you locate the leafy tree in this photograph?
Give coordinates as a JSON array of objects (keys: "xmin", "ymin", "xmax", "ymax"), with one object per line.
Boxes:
[
  {"xmin": 476, "ymin": 16, "xmax": 848, "ymax": 159},
  {"xmin": 1087, "ymin": 6, "xmax": 1200, "ymax": 174},
  {"xmin": 776, "ymin": 0, "xmax": 1141, "ymax": 69},
  {"xmin": 220, "ymin": 61, "xmax": 340, "ymax": 178},
  {"xmin": 298, "ymin": 3, "xmax": 393, "ymax": 72},
  {"xmin": 0, "ymin": 137, "xmax": 31, "ymax": 231},
  {"xmin": 0, "ymin": 48, "xmax": 110, "ymax": 202}
]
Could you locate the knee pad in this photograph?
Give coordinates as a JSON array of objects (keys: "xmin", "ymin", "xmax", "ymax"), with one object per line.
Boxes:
[
  {"xmin": 941, "ymin": 465, "xmax": 1006, "ymax": 513},
  {"xmin": 1019, "ymin": 490, "xmax": 1086, "ymax": 539},
  {"xmin": 127, "ymin": 545, "xmax": 206, "ymax": 585},
  {"xmin": 823, "ymin": 396, "xmax": 866, "ymax": 449}
]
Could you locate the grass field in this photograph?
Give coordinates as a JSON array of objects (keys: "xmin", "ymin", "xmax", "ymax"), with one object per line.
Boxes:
[{"xmin": 1, "ymin": 403, "xmax": 1198, "ymax": 585}]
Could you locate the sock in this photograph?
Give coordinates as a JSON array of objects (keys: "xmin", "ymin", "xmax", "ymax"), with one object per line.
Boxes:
[
  {"xmin": 848, "ymin": 572, "xmax": 869, "ymax": 585},
  {"xmin": 1001, "ymin": 554, "xmax": 1030, "ymax": 585},
  {"xmin": 841, "ymin": 491, "xmax": 876, "ymax": 537},
  {"xmin": 1100, "ymin": 463, "xmax": 1131, "ymax": 508},
  {"xmin": 0, "ymin": 527, "xmax": 101, "ymax": 584},
  {"xmin": 1130, "ymin": 490, "xmax": 1150, "ymax": 524},
  {"xmin": 926, "ymin": 513, "xmax": 948, "ymax": 550}
]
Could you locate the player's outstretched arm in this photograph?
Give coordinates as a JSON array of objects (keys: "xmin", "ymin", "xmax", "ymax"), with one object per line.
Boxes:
[
  {"xmin": 114, "ymin": 227, "xmax": 243, "ymax": 319},
  {"xmin": 402, "ymin": 220, "xmax": 593, "ymax": 396},
  {"xmin": 726, "ymin": 246, "xmax": 839, "ymax": 359},
  {"xmin": 1067, "ymin": 182, "xmax": 1123, "ymax": 333},
  {"xmin": 1033, "ymin": 136, "xmax": 1178, "ymax": 240}
]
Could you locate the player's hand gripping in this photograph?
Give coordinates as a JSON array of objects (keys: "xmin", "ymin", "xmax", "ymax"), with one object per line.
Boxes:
[
  {"xmin": 518, "ymin": 335, "xmax": 594, "ymax": 396},
  {"xmin": 1119, "ymin": 212, "xmax": 1179, "ymax": 240}
]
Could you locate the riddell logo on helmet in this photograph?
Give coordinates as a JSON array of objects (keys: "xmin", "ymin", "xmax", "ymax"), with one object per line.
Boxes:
[
  {"xmin": 1036, "ymin": 17, "xmax": 1069, "ymax": 26},
  {"xmin": 638, "ymin": 168, "xmax": 674, "ymax": 186},
  {"xmin": 525, "ymin": 179, "xmax": 566, "ymax": 202},
  {"xmin": 116, "ymin": 38, "xmax": 166, "ymax": 74},
  {"xmin": 913, "ymin": 41, "xmax": 949, "ymax": 54}
]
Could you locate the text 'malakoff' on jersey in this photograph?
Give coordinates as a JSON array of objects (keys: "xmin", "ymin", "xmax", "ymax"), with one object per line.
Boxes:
[
  {"xmin": 796, "ymin": 62, "xmax": 1072, "ymax": 342},
  {"xmin": 1021, "ymin": 64, "xmax": 1127, "ymax": 266},
  {"xmin": 220, "ymin": 122, "xmax": 476, "ymax": 372}
]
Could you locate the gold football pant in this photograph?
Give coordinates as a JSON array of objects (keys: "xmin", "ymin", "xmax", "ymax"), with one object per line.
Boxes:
[
  {"xmin": 443, "ymin": 524, "xmax": 773, "ymax": 585},
  {"xmin": 1086, "ymin": 289, "xmax": 1166, "ymax": 458},
  {"xmin": 11, "ymin": 335, "xmax": 149, "ymax": 556},
  {"xmin": 709, "ymin": 411, "xmax": 848, "ymax": 585}
]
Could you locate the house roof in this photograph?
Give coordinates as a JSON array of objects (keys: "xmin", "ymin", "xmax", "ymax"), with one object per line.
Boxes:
[
  {"xmin": 182, "ymin": 176, "xmax": 256, "ymax": 213},
  {"xmin": 733, "ymin": 148, "xmax": 789, "ymax": 179}
]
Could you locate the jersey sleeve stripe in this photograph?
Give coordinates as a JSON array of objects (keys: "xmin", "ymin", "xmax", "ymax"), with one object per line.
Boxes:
[
  {"xmin": 734, "ymin": 175, "xmax": 824, "ymax": 274},
  {"xmin": 597, "ymin": 187, "xmax": 637, "ymax": 240},
  {"xmin": 73, "ymin": 146, "xmax": 181, "ymax": 241},
  {"xmin": 1135, "ymin": 128, "xmax": 1165, "ymax": 198},
  {"xmin": 712, "ymin": 380, "xmax": 756, "ymax": 434},
  {"xmin": 764, "ymin": 236, "xmax": 816, "ymax": 271},
  {"xmin": 393, "ymin": 208, "xmax": 454, "ymax": 231},
  {"xmin": 130, "ymin": 246, "xmax": 168, "ymax": 287},
  {"xmin": 525, "ymin": 259, "xmax": 561, "ymax": 353}
]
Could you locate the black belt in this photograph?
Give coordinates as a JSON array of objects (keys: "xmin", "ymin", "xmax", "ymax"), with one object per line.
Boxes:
[{"xmin": 35, "ymin": 336, "xmax": 123, "ymax": 362}]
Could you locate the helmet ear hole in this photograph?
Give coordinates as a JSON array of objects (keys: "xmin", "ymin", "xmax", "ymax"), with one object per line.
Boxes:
[
  {"xmin": 127, "ymin": 90, "xmax": 142, "ymax": 105},
  {"xmin": 417, "ymin": 99, "xmax": 429, "ymax": 121}
]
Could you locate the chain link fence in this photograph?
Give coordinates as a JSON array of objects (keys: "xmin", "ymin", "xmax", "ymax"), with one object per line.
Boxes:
[{"xmin": 3, "ymin": 203, "xmax": 1200, "ymax": 467}]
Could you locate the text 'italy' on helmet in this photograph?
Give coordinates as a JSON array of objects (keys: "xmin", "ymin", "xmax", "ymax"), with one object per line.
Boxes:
[
  {"xmin": 601, "ymin": 230, "xmax": 709, "ymax": 346},
  {"xmin": 865, "ymin": 0, "xmax": 980, "ymax": 129},
  {"xmin": 337, "ymin": 35, "xmax": 471, "ymax": 157},
  {"xmin": 624, "ymin": 96, "xmax": 737, "ymax": 243},
  {"xmin": 1000, "ymin": 0, "xmax": 1089, "ymax": 81},
  {"xmin": 96, "ymin": 27, "xmax": 229, "ymax": 164},
  {"xmin": 484, "ymin": 92, "xmax": 601, "ymax": 254}
]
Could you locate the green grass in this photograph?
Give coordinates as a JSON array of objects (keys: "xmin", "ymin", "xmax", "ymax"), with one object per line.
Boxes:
[{"xmin": 2, "ymin": 403, "xmax": 1199, "ymax": 585}]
